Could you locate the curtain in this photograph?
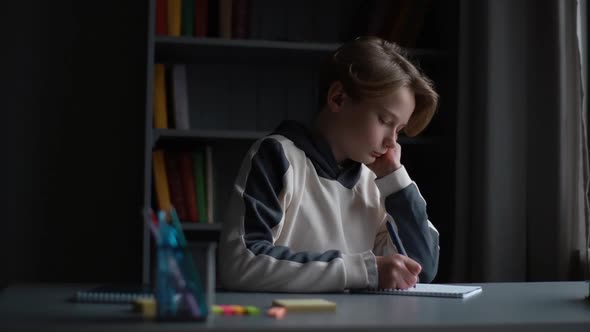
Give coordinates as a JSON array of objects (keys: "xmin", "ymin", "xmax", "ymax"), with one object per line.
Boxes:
[{"xmin": 453, "ymin": 0, "xmax": 588, "ymax": 282}]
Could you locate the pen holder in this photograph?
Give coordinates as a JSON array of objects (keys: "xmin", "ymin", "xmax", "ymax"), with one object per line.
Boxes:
[{"xmin": 151, "ymin": 209, "xmax": 210, "ymax": 321}]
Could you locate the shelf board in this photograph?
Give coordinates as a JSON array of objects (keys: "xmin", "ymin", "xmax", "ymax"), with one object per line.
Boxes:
[
  {"xmin": 181, "ymin": 222, "xmax": 222, "ymax": 231},
  {"xmin": 154, "ymin": 36, "xmax": 451, "ymax": 64},
  {"xmin": 153, "ymin": 128, "xmax": 267, "ymax": 146},
  {"xmin": 398, "ymin": 136, "xmax": 445, "ymax": 145},
  {"xmin": 153, "ymin": 128, "xmax": 444, "ymax": 146},
  {"xmin": 181, "ymin": 222, "xmax": 222, "ymax": 242}
]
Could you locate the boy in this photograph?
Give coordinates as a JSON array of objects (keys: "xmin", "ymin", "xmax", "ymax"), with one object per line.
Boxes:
[{"xmin": 219, "ymin": 36, "xmax": 439, "ymax": 292}]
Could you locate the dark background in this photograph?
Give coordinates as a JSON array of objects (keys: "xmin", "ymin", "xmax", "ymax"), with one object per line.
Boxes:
[{"xmin": 2, "ymin": 1, "xmax": 147, "ymax": 285}]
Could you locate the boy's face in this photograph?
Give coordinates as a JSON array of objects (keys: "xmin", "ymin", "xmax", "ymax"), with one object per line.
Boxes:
[{"xmin": 331, "ymin": 85, "xmax": 415, "ymax": 165}]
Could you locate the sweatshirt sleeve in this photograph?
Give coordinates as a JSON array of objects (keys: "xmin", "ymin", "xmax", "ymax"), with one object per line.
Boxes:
[
  {"xmin": 374, "ymin": 166, "xmax": 440, "ymax": 283},
  {"xmin": 218, "ymin": 138, "xmax": 375, "ymax": 292}
]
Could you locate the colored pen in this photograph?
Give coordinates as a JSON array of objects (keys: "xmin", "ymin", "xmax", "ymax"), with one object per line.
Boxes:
[
  {"xmin": 169, "ymin": 207, "xmax": 188, "ymax": 247},
  {"xmin": 143, "ymin": 208, "xmax": 160, "ymax": 242}
]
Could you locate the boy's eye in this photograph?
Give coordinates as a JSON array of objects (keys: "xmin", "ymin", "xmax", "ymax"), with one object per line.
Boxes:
[{"xmin": 378, "ymin": 116, "xmax": 390, "ymax": 125}]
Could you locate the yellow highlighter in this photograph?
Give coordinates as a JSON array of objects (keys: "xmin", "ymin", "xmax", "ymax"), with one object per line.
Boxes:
[{"xmin": 272, "ymin": 299, "xmax": 337, "ymax": 312}]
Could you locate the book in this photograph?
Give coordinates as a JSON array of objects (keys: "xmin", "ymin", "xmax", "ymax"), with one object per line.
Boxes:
[
  {"xmin": 182, "ymin": 0, "xmax": 194, "ymax": 36},
  {"xmin": 156, "ymin": 0, "xmax": 168, "ymax": 35},
  {"xmin": 219, "ymin": 0, "xmax": 232, "ymax": 39},
  {"xmin": 379, "ymin": 0, "xmax": 411, "ymax": 44},
  {"xmin": 232, "ymin": 0, "xmax": 250, "ymax": 39},
  {"xmin": 205, "ymin": 146, "xmax": 214, "ymax": 224},
  {"xmin": 194, "ymin": 0, "xmax": 208, "ymax": 37},
  {"xmin": 272, "ymin": 299, "xmax": 337, "ymax": 312},
  {"xmin": 73, "ymin": 285, "xmax": 153, "ymax": 304},
  {"xmin": 153, "ymin": 64, "xmax": 168, "ymax": 129},
  {"xmin": 193, "ymin": 149, "xmax": 208, "ymax": 222},
  {"xmin": 168, "ymin": 0, "xmax": 182, "ymax": 36},
  {"xmin": 179, "ymin": 151, "xmax": 199, "ymax": 222},
  {"xmin": 152, "ymin": 150, "xmax": 172, "ymax": 212},
  {"xmin": 207, "ymin": 0, "xmax": 219, "ymax": 37},
  {"xmin": 170, "ymin": 64, "xmax": 190, "ymax": 130},
  {"xmin": 352, "ymin": 284, "xmax": 483, "ymax": 299},
  {"xmin": 380, "ymin": 0, "xmax": 430, "ymax": 47},
  {"xmin": 400, "ymin": 0, "xmax": 431, "ymax": 48},
  {"xmin": 165, "ymin": 151, "xmax": 189, "ymax": 221}
]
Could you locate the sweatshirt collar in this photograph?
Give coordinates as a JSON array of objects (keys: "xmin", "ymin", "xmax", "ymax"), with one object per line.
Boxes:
[{"xmin": 271, "ymin": 120, "xmax": 362, "ymax": 189}]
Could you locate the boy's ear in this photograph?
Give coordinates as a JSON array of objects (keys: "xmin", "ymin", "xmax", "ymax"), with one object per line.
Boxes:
[{"xmin": 327, "ymin": 81, "xmax": 345, "ymax": 112}]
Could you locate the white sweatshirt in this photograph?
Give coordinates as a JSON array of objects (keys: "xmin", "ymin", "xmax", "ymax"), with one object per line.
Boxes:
[{"xmin": 218, "ymin": 121, "xmax": 439, "ymax": 292}]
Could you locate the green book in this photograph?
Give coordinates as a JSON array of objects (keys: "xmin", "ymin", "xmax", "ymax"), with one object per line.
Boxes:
[
  {"xmin": 182, "ymin": 0, "xmax": 194, "ymax": 36},
  {"xmin": 193, "ymin": 150, "xmax": 207, "ymax": 222}
]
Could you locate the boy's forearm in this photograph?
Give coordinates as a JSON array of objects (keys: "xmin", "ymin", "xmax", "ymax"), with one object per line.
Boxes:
[
  {"xmin": 218, "ymin": 235, "xmax": 377, "ymax": 292},
  {"xmin": 384, "ymin": 185, "xmax": 439, "ymax": 282},
  {"xmin": 375, "ymin": 168, "xmax": 440, "ymax": 283}
]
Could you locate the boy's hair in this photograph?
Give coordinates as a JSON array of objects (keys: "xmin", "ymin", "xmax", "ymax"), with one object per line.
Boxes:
[{"xmin": 317, "ymin": 36, "xmax": 439, "ymax": 136}]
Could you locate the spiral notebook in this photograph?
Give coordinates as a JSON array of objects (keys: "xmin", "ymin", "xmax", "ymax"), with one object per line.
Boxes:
[
  {"xmin": 73, "ymin": 284, "xmax": 154, "ymax": 304},
  {"xmin": 352, "ymin": 284, "xmax": 482, "ymax": 299}
]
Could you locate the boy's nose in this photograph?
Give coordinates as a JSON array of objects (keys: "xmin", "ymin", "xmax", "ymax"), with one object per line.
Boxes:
[
  {"xmin": 385, "ymin": 132, "xmax": 398, "ymax": 146},
  {"xmin": 383, "ymin": 136, "xmax": 396, "ymax": 148}
]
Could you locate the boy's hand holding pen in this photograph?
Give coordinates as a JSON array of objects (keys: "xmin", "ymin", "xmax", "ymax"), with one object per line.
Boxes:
[
  {"xmin": 375, "ymin": 253, "xmax": 421, "ymax": 290},
  {"xmin": 375, "ymin": 220, "xmax": 421, "ymax": 290}
]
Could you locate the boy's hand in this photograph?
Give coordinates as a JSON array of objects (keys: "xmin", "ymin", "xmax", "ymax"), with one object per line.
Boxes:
[
  {"xmin": 367, "ymin": 142, "xmax": 402, "ymax": 178},
  {"xmin": 375, "ymin": 254, "xmax": 421, "ymax": 289}
]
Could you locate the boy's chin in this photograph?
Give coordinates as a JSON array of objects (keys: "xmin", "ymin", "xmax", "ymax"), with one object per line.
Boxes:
[
  {"xmin": 357, "ymin": 156, "xmax": 375, "ymax": 165},
  {"xmin": 346, "ymin": 153, "xmax": 375, "ymax": 165}
]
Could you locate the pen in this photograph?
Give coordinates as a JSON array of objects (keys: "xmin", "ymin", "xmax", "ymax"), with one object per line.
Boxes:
[
  {"xmin": 143, "ymin": 208, "xmax": 160, "ymax": 242},
  {"xmin": 385, "ymin": 220, "xmax": 407, "ymax": 256},
  {"xmin": 169, "ymin": 207, "xmax": 188, "ymax": 247}
]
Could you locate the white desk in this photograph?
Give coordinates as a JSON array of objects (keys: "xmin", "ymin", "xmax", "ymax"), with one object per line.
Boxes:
[{"xmin": 1, "ymin": 282, "xmax": 589, "ymax": 331}]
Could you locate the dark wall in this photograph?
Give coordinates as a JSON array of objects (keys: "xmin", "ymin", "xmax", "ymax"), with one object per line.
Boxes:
[{"xmin": 3, "ymin": 1, "xmax": 147, "ymax": 285}]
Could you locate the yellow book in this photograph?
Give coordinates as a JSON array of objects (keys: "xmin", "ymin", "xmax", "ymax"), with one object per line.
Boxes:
[
  {"xmin": 152, "ymin": 150, "xmax": 172, "ymax": 212},
  {"xmin": 153, "ymin": 64, "xmax": 168, "ymax": 129},
  {"xmin": 168, "ymin": 0, "xmax": 182, "ymax": 36},
  {"xmin": 272, "ymin": 299, "xmax": 337, "ymax": 312}
]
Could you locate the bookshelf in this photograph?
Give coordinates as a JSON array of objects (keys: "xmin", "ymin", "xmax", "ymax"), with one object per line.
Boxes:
[{"xmin": 142, "ymin": 0, "xmax": 459, "ymax": 284}]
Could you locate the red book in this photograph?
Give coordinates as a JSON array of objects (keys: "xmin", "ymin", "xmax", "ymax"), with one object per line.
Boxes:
[
  {"xmin": 156, "ymin": 0, "xmax": 168, "ymax": 35},
  {"xmin": 165, "ymin": 151, "xmax": 189, "ymax": 221},
  {"xmin": 194, "ymin": 0, "xmax": 208, "ymax": 37},
  {"xmin": 178, "ymin": 152, "xmax": 199, "ymax": 222}
]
